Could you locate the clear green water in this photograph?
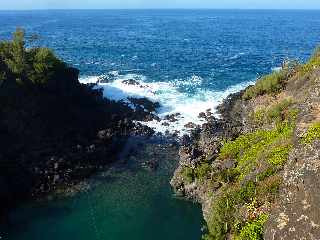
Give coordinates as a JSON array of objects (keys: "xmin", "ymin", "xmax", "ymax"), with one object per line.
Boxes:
[{"xmin": 3, "ymin": 141, "xmax": 203, "ymax": 240}]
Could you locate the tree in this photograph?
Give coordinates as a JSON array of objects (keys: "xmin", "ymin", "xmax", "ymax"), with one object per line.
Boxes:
[
  {"xmin": 28, "ymin": 47, "xmax": 64, "ymax": 84},
  {"xmin": 4, "ymin": 28, "xmax": 27, "ymax": 83},
  {"xmin": 0, "ymin": 28, "xmax": 68, "ymax": 87}
]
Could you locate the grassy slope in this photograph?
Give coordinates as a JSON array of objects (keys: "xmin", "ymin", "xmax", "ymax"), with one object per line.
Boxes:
[{"xmin": 181, "ymin": 48, "xmax": 320, "ymax": 240}]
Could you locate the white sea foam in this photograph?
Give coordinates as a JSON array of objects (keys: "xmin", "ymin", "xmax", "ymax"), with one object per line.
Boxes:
[
  {"xmin": 173, "ymin": 75, "xmax": 203, "ymax": 87},
  {"xmin": 229, "ymin": 52, "xmax": 245, "ymax": 60},
  {"xmin": 271, "ymin": 66, "xmax": 282, "ymax": 72},
  {"xmin": 80, "ymin": 73, "xmax": 254, "ymax": 135}
]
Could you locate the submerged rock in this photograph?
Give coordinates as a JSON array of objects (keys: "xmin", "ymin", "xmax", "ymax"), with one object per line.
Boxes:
[
  {"xmin": 122, "ymin": 79, "xmax": 141, "ymax": 86},
  {"xmin": 184, "ymin": 122, "xmax": 197, "ymax": 129},
  {"xmin": 141, "ymin": 160, "xmax": 159, "ymax": 171}
]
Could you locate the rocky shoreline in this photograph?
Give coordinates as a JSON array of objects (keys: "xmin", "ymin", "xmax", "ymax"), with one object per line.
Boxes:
[{"xmin": 0, "ymin": 76, "xmax": 159, "ymax": 220}]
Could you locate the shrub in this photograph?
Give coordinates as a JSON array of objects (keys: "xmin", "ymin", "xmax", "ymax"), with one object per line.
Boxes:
[
  {"xmin": 0, "ymin": 28, "xmax": 67, "ymax": 86},
  {"xmin": 219, "ymin": 168, "xmax": 240, "ymax": 183},
  {"xmin": 205, "ymin": 182, "xmax": 257, "ymax": 240},
  {"xmin": 243, "ymin": 70, "xmax": 288, "ymax": 100},
  {"xmin": 219, "ymin": 122, "xmax": 293, "ymax": 179},
  {"xmin": 4, "ymin": 28, "xmax": 27, "ymax": 80},
  {"xmin": 205, "ymin": 187, "xmax": 240, "ymax": 240},
  {"xmin": 181, "ymin": 167, "xmax": 194, "ymax": 184},
  {"xmin": 256, "ymin": 167, "xmax": 277, "ymax": 182},
  {"xmin": 256, "ymin": 175, "xmax": 282, "ymax": 201},
  {"xmin": 235, "ymin": 214, "xmax": 268, "ymax": 240},
  {"xmin": 300, "ymin": 47, "xmax": 320, "ymax": 75},
  {"xmin": 266, "ymin": 144, "xmax": 292, "ymax": 167},
  {"xmin": 203, "ymin": 121, "xmax": 294, "ymax": 239},
  {"xmin": 251, "ymin": 99, "xmax": 297, "ymax": 127},
  {"xmin": 302, "ymin": 122, "xmax": 320, "ymax": 144},
  {"xmin": 266, "ymin": 98, "xmax": 293, "ymax": 122},
  {"xmin": 252, "ymin": 108, "xmax": 265, "ymax": 125},
  {"xmin": 194, "ymin": 162, "xmax": 211, "ymax": 181},
  {"xmin": 28, "ymin": 48, "xmax": 66, "ymax": 84}
]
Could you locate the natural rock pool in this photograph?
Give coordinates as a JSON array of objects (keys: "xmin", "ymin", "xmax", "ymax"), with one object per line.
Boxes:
[{"xmin": 2, "ymin": 138, "xmax": 203, "ymax": 240}]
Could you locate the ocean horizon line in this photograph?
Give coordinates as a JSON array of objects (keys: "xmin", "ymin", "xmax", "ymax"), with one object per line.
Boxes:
[{"xmin": 0, "ymin": 8, "xmax": 320, "ymax": 11}]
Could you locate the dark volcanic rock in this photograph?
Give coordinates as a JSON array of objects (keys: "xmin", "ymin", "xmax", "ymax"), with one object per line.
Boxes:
[
  {"xmin": 97, "ymin": 129, "xmax": 114, "ymax": 140},
  {"xmin": 122, "ymin": 79, "xmax": 141, "ymax": 86},
  {"xmin": 127, "ymin": 97, "xmax": 160, "ymax": 122},
  {"xmin": 184, "ymin": 122, "xmax": 197, "ymax": 129},
  {"xmin": 130, "ymin": 122, "xmax": 155, "ymax": 136},
  {"xmin": 165, "ymin": 113, "xmax": 181, "ymax": 122},
  {"xmin": 216, "ymin": 91, "xmax": 245, "ymax": 124},
  {"xmin": 198, "ymin": 112, "xmax": 206, "ymax": 119},
  {"xmin": 141, "ymin": 160, "xmax": 159, "ymax": 171},
  {"xmin": 128, "ymin": 97, "xmax": 160, "ymax": 113},
  {"xmin": 0, "ymin": 32, "xmax": 161, "ymax": 222},
  {"xmin": 0, "ymin": 67, "xmax": 157, "ymax": 220},
  {"xmin": 171, "ymin": 88, "xmax": 246, "ymax": 212}
]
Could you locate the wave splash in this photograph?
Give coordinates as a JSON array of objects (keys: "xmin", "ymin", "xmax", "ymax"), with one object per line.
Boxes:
[{"xmin": 80, "ymin": 72, "xmax": 254, "ymax": 135}]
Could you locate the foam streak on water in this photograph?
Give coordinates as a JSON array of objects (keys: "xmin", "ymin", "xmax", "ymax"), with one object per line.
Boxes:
[{"xmin": 80, "ymin": 73, "xmax": 254, "ymax": 135}]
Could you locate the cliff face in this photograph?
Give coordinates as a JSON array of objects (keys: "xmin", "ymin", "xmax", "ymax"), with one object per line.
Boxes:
[
  {"xmin": 171, "ymin": 50, "xmax": 320, "ymax": 239},
  {"xmin": 264, "ymin": 68, "xmax": 320, "ymax": 240}
]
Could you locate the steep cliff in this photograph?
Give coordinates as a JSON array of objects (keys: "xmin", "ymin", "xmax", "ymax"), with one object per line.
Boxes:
[{"xmin": 171, "ymin": 48, "xmax": 320, "ymax": 239}]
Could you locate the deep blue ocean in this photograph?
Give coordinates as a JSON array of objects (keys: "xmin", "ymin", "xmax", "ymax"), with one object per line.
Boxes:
[
  {"xmin": 1, "ymin": 10, "xmax": 320, "ymax": 133},
  {"xmin": 1, "ymin": 9, "xmax": 320, "ymax": 240}
]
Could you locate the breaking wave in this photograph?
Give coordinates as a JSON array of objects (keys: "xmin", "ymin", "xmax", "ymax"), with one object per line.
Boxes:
[{"xmin": 80, "ymin": 72, "xmax": 254, "ymax": 135}]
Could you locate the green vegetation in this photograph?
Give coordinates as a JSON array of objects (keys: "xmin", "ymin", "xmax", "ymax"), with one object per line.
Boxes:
[
  {"xmin": 200, "ymin": 113, "xmax": 296, "ymax": 239},
  {"xmin": 243, "ymin": 47, "xmax": 320, "ymax": 100},
  {"xmin": 194, "ymin": 162, "xmax": 211, "ymax": 181},
  {"xmin": 252, "ymin": 109, "xmax": 265, "ymax": 126},
  {"xmin": 191, "ymin": 97, "xmax": 298, "ymax": 240},
  {"xmin": 300, "ymin": 47, "xmax": 320, "ymax": 75},
  {"xmin": 183, "ymin": 56, "xmax": 308, "ymax": 239},
  {"xmin": 302, "ymin": 122, "xmax": 320, "ymax": 145},
  {"xmin": 190, "ymin": 43, "xmax": 320, "ymax": 240},
  {"xmin": 181, "ymin": 167, "xmax": 194, "ymax": 184},
  {"xmin": 203, "ymin": 181, "xmax": 270, "ymax": 240},
  {"xmin": 256, "ymin": 175, "xmax": 282, "ymax": 201},
  {"xmin": 181, "ymin": 162, "xmax": 211, "ymax": 184},
  {"xmin": 219, "ymin": 123, "xmax": 293, "ymax": 179},
  {"xmin": 28, "ymin": 47, "xmax": 66, "ymax": 84},
  {"xmin": 0, "ymin": 28, "xmax": 67, "ymax": 87},
  {"xmin": 3, "ymin": 29, "xmax": 27, "ymax": 80},
  {"xmin": 243, "ymin": 59, "xmax": 302, "ymax": 101},
  {"xmin": 267, "ymin": 99, "xmax": 293, "ymax": 122},
  {"xmin": 235, "ymin": 214, "xmax": 268, "ymax": 240},
  {"xmin": 266, "ymin": 144, "xmax": 292, "ymax": 166},
  {"xmin": 251, "ymin": 98, "xmax": 298, "ymax": 126},
  {"xmin": 243, "ymin": 70, "xmax": 289, "ymax": 100}
]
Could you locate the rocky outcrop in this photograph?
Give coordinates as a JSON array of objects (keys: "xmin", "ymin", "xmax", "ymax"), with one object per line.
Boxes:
[
  {"xmin": 0, "ymin": 60, "xmax": 156, "ymax": 221},
  {"xmin": 171, "ymin": 56, "xmax": 320, "ymax": 239},
  {"xmin": 264, "ymin": 140, "xmax": 320, "ymax": 239},
  {"xmin": 171, "ymin": 92, "xmax": 245, "ymax": 218},
  {"xmin": 264, "ymin": 69, "xmax": 320, "ymax": 240}
]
